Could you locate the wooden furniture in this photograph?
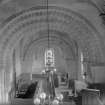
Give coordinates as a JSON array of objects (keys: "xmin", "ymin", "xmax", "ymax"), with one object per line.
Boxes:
[{"xmin": 82, "ymin": 89, "xmax": 102, "ymax": 105}]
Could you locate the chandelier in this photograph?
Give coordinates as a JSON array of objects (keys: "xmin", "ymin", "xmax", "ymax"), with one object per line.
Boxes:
[{"xmin": 46, "ymin": 0, "xmax": 50, "ymax": 49}]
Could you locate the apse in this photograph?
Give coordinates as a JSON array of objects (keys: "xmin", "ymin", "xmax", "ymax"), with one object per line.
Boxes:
[{"xmin": 17, "ymin": 33, "xmax": 78, "ymax": 79}]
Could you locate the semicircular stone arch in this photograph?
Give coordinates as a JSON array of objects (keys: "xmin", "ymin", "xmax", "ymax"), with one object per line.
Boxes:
[
  {"xmin": 22, "ymin": 36, "xmax": 76, "ymax": 61},
  {"xmin": 0, "ymin": 6, "xmax": 104, "ymax": 71},
  {"xmin": 20, "ymin": 29, "xmax": 77, "ymax": 61}
]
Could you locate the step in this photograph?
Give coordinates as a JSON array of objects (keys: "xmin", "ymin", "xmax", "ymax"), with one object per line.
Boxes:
[{"xmin": 10, "ymin": 98, "xmax": 34, "ymax": 105}]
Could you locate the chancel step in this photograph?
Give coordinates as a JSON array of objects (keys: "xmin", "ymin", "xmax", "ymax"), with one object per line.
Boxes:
[{"xmin": 10, "ymin": 98, "xmax": 34, "ymax": 105}]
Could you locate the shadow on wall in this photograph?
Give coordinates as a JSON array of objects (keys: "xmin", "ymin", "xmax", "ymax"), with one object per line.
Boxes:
[{"xmin": 16, "ymin": 73, "xmax": 31, "ymax": 89}]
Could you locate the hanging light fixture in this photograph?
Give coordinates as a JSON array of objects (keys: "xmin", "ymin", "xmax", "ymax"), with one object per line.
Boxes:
[
  {"xmin": 46, "ymin": 0, "xmax": 50, "ymax": 49},
  {"xmin": 44, "ymin": 0, "xmax": 56, "ymax": 73}
]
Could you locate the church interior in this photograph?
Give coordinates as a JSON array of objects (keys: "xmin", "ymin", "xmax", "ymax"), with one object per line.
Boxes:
[{"xmin": 0, "ymin": 0, "xmax": 105, "ymax": 105}]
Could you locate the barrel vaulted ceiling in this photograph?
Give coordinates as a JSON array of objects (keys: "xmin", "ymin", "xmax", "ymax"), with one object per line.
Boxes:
[{"xmin": 0, "ymin": 0, "xmax": 104, "ymax": 71}]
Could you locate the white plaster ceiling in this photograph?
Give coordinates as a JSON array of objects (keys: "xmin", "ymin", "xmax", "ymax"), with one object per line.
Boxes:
[
  {"xmin": 0, "ymin": 6, "xmax": 104, "ymax": 63},
  {"xmin": 0, "ymin": 0, "xmax": 105, "ymax": 71}
]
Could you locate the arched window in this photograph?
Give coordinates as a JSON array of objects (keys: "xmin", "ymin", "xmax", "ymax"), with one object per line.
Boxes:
[
  {"xmin": 45, "ymin": 48, "xmax": 55, "ymax": 68},
  {"xmin": 80, "ymin": 52, "xmax": 85, "ymax": 80}
]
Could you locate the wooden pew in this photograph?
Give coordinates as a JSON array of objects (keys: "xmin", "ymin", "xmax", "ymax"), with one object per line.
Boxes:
[{"xmin": 82, "ymin": 89, "xmax": 103, "ymax": 105}]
